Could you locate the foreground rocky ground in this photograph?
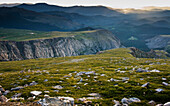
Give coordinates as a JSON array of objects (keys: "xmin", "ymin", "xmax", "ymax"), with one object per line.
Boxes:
[{"xmin": 0, "ymin": 48, "xmax": 169, "ymax": 105}]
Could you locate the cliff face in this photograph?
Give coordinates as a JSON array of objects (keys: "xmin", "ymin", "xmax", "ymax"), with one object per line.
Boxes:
[
  {"xmin": 145, "ymin": 35, "xmax": 170, "ymax": 49},
  {"xmin": 0, "ymin": 30, "xmax": 122, "ymax": 61}
]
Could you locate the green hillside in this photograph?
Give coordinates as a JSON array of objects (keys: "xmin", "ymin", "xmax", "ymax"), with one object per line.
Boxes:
[
  {"xmin": 0, "ymin": 48, "xmax": 169, "ymax": 105},
  {"xmin": 0, "ymin": 28, "xmax": 97, "ymax": 41}
]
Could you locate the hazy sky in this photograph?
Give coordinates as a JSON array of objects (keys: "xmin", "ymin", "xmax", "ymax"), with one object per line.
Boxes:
[{"xmin": 1, "ymin": 0, "xmax": 170, "ymax": 8}]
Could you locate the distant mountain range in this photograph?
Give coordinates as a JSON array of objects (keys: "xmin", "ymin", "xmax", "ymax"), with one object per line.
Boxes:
[
  {"xmin": 0, "ymin": 3, "xmax": 170, "ymax": 51},
  {"xmin": 0, "ymin": 3, "xmax": 20, "ymax": 7}
]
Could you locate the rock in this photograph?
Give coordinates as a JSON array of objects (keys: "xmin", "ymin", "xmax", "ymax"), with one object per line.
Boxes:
[
  {"xmin": 164, "ymin": 102, "xmax": 170, "ymax": 106},
  {"xmin": 0, "ymin": 86, "xmax": 5, "ymax": 92},
  {"xmin": 150, "ymin": 69, "xmax": 160, "ymax": 72},
  {"xmin": 38, "ymin": 96, "xmax": 74, "ymax": 106},
  {"xmin": 77, "ymin": 98, "xmax": 86, "ymax": 102},
  {"xmin": 0, "ymin": 95, "xmax": 8, "ymax": 102},
  {"xmin": 121, "ymin": 98, "xmax": 132, "ymax": 104},
  {"xmin": 84, "ymin": 83, "xmax": 88, "ymax": 85},
  {"xmin": 3, "ymin": 90, "xmax": 10, "ymax": 95},
  {"xmin": 141, "ymin": 82, "xmax": 150, "ymax": 88},
  {"xmin": 11, "ymin": 93, "xmax": 22, "ymax": 98},
  {"xmin": 10, "ymin": 97, "xmax": 24, "ymax": 101},
  {"xmin": 11, "ymin": 86, "xmax": 24, "ymax": 91},
  {"xmin": 148, "ymin": 100, "xmax": 156, "ymax": 106},
  {"xmin": 44, "ymin": 91, "xmax": 50, "ymax": 93},
  {"xmin": 113, "ymin": 100, "xmax": 121, "ymax": 106},
  {"xmin": 53, "ymin": 85, "xmax": 63, "ymax": 89},
  {"xmin": 84, "ymin": 100, "xmax": 92, "ymax": 104},
  {"xmin": 155, "ymin": 88, "xmax": 163, "ymax": 92},
  {"xmin": 86, "ymin": 97, "xmax": 100, "ymax": 100},
  {"xmin": 121, "ymin": 97, "xmax": 141, "ymax": 104},
  {"xmin": 29, "ymin": 81, "xmax": 38, "ymax": 86},
  {"xmin": 162, "ymin": 78, "xmax": 167, "ymax": 80},
  {"xmin": 30, "ymin": 91, "xmax": 42, "ymax": 96},
  {"xmin": 80, "ymin": 78, "xmax": 83, "ymax": 82},
  {"xmin": 88, "ymin": 93, "xmax": 101, "ymax": 97},
  {"xmin": 162, "ymin": 82, "xmax": 169, "ymax": 86},
  {"xmin": 156, "ymin": 104, "xmax": 163, "ymax": 106},
  {"xmin": 27, "ymin": 97, "xmax": 35, "ymax": 101},
  {"xmin": 129, "ymin": 97, "xmax": 141, "ymax": 102},
  {"xmin": 44, "ymin": 79, "xmax": 48, "ymax": 82}
]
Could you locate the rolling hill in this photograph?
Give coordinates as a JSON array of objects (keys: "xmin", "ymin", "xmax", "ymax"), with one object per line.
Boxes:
[{"xmin": 0, "ymin": 7, "xmax": 81, "ymax": 31}]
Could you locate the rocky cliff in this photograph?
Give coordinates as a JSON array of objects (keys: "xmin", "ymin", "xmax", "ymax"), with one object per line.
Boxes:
[
  {"xmin": 130, "ymin": 47, "xmax": 169, "ymax": 58},
  {"xmin": 0, "ymin": 29, "xmax": 122, "ymax": 61},
  {"xmin": 145, "ymin": 35, "xmax": 170, "ymax": 49}
]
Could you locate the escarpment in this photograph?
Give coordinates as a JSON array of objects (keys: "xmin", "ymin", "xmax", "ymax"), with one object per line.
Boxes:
[{"xmin": 0, "ymin": 29, "xmax": 122, "ymax": 61}]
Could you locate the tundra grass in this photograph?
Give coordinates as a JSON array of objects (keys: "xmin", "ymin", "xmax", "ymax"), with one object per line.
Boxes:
[
  {"xmin": 0, "ymin": 28, "xmax": 97, "ymax": 41},
  {"xmin": 0, "ymin": 48, "xmax": 169, "ymax": 105}
]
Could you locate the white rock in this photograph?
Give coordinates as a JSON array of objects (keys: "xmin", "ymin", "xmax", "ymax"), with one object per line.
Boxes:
[
  {"xmin": 30, "ymin": 91, "xmax": 42, "ymax": 96},
  {"xmin": 162, "ymin": 82, "xmax": 169, "ymax": 86},
  {"xmin": 155, "ymin": 88, "xmax": 163, "ymax": 92},
  {"xmin": 164, "ymin": 102, "xmax": 170, "ymax": 106},
  {"xmin": 53, "ymin": 85, "xmax": 63, "ymax": 89}
]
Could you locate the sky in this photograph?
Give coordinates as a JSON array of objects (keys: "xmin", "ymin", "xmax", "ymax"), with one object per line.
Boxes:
[{"xmin": 0, "ymin": 0, "xmax": 170, "ymax": 8}]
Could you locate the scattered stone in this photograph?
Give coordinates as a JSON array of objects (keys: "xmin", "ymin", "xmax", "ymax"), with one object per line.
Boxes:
[
  {"xmin": 129, "ymin": 97, "xmax": 141, "ymax": 102},
  {"xmin": 164, "ymin": 102, "xmax": 170, "ymax": 106},
  {"xmin": 11, "ymin": 93, "xmax": 22, "ymax": 98},
  {"xmin": 88, "ymin": 93, "xmax": 101, "ymax": 97},
  {"xmin": 53, "ymin": 85, "xmax": 63, "ymax": 89},
  {"xmin": 100, "ymin": 74, "xmax": 105, "ymax": 76},
  {"xmin": 136, "ymin": 68, "xmax": 148, "ymax": 72},
  {"xmin": 30, "ymin": 91, "xmax": 42, "ymax": 96},
  {"xmin": 162, "ymin": 82, "xmax": 169, "ymax": 86},
  {"xmin": 80, "ymin": 78, "xmax": 83, "ymax": 82},
  {"xmin": 0, "ymin": 95, "xmax": 8, "ymax": 102},
  {"xmin": 150, "ymin": 69, "xmax": 160, "ymax": 73},
  {"xmin": 84, "ymin": 83, "xmax": 88, "ymax": 85},
  {"xmin": 141, "ymin": 82, "xmax": 150, "ymax": 88},
  {"xmin": 77, "ymin": 98, "xmax": 86, "ymax": 102},
  {"xmin": 86, "ymin": 97, "xmax": 100, "ymax": 100},
  {"xmin": 27, "ymin": 96, "xmax": 35, "ymax": 101},
  {"xmin": 121, "ymin": 97, "xmax": 141, "ymax": 104},
  {"xmin": 84, "ymin": 100, "xmax": 92, "ymax": 105},
  {"xmin": 38, "ymin": 96, "xmax": 74, "ymax": 106},
  {"xmin": 29, "ymin": 81, "xmax": 38, "ymax": 86},
  {"xmin": 156, "ymin": 104, "xmax": 163, "ymax": 106},
  {"xmin": 10, "ymin": 97, "xmax": 24, "ymax": 101},
  {"xmin": 11, "ymin": 86, "xmax": 24, "ymax": 91},
  {"xmin": 162, "ymin": 78, "xmax": 167, "ymax": 81},
  {"xmin": 0, "ymin": 85, "xmax": 5, "ymax": 92},
  {"xmin": 44, "ymin": 91, "xmax": 50, "ymax": 93},
  {"xmin": 44, "ymin": 79, "xmax": 48, "ymax": 82},
  {"xmin": 155, "ymin": 88, "xmax": 163, "ymax": 92},
  {"xmin": 113, "ymin": 100, "xmax": 121, "ymax": 106},
  {"xmin": 121, "ymin": 98, "xmax": 132, "ymax": 104}
]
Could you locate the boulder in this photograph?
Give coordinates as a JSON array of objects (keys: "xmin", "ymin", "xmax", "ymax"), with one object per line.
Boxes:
[
  {"xmin": 148, "ymin": 100, "xmax": 156, "ymax": 106},
  {"xmin": 141, "ymin": 82, "xmax": 150, "ymax": 88},
  {"xmin": 164, "ymin": 102, "xmax": 170, "ymax": 106},
  {"xmin": 53, "ymin": 85, "xmax": 63, "ymax": 89},
  {"xmin": 11, "ymin": 86, "xmax": 24, "ymax": 91},
  {"xmin": 155, "ymin": 88, "xmax": 163, "ymax": 92},
  {"xmin": 0, "ymin": 95, "xmax": 8, "ymax": 102},
  {"xmin": 30, "ymin": 91, "xmax": 42, "ymax": 96}
]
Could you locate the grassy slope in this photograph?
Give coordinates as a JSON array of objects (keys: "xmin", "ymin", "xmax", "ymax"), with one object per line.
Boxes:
[
  {"xmin": 0, "ymin": 28, "xmax": 97, "ymax": 41},
  {"xmin": 0, "ymin": 48, "xmax": 169, "ymax": 105}
]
